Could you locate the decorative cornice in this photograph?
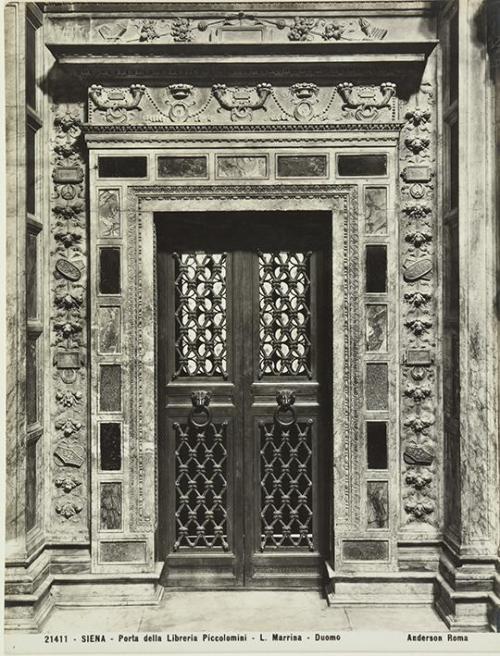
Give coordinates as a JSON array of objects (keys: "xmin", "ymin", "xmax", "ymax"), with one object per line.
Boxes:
[
  {"xmin": 83, "ymin": 122, "xmax": 403, "ymax": 133},
  {"xmin": 131, "ymin": 183, "xmax": 357, "ymax": 202}
]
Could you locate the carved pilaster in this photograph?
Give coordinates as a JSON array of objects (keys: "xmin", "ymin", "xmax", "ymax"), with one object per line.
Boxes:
[
  {"xmin": 398, "ymin": 70, "xmax": 439, "ymax": 532},
  {"xmin": 50, "ymin": 102, "xmax": 88, "ymax": 538}
]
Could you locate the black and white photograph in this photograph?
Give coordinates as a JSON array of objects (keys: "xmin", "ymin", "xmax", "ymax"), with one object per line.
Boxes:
[{"xmin": 2, "ymin": 0, "xmax": 500, "ymax": 653}]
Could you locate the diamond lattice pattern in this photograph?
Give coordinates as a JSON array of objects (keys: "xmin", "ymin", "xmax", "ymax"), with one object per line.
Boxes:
[
  {"xmin": 259, "ymin": 251, "xmax": 312, "ymax": 378},
  {"xmin": 173, "ymin": 420, "xmax": 228, "ymax": 550},
  {"xmin": 174, "ymin": 252, "xmax": 227, "ymax": 378},
  {"xmin": 260, "ymin": 419, "xmax": 314, "ymax": 550}
]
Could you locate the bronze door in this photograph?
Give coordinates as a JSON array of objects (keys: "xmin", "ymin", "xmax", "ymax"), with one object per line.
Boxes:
[{"xmin": 157, "ymin": 211, "xmax": 331, "ymax": 588}]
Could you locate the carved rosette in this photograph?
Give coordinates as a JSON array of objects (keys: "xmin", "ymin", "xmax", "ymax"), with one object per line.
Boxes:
[
  {"xmin": 399, "ymin": 78, "xmax": 438, "ymax": 528},
  {"xmin": 50, "ymin": 103, "xmax": 87, "ymax": 531}
]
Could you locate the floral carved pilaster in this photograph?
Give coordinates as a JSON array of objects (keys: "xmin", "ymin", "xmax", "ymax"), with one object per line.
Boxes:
[
  {"xmin": 50, "ymin": 103, "xmax": 87, "ymax": 535},
  {"xmin": 399, "ymin": 74, "xmax": 439, "ymax": 529}
]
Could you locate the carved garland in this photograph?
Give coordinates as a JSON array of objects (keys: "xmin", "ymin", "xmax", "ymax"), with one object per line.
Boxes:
[
  {"xmin": 126, "ymin": 185, "xmax": 359, "ymax": 531},
  {"xmin": 51, "ymin": 103, "xmax": 87, "ymax": 526},
  {"xmin": 82, "ymin": 14, "xmax": 388, "ymax": 45},
  {"xmin": 399, "ymin": 80, "xmax": 438, "ymax": 527}
]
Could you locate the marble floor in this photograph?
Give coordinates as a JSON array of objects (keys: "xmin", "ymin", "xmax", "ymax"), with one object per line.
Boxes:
[{"xmin": 42, "ymin": 591, "xmax": 446, "ymax": 633}]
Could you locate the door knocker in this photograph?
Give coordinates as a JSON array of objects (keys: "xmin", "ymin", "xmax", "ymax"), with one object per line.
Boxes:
[
  {"xmin": 274, "ymin": 389, "xmax": 296, "ymax": 427},
  {"xmin": 188, "ymin": 390, "xmax": 212, "ymax": 428}
]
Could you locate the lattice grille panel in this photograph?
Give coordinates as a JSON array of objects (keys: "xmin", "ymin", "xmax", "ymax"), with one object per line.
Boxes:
[
  {"xmin": 173, "ymin": 252, "xmax": 227, "ymax": 378},
  {"xmin": 258, "ymin": 251, "xmax": 312, "ymax": 378},
  {"xmin": 259, "ymin": 418, "xmax": 314, "ymax": 550},
  {"xmin": 173, "ymin": 419, "xmax": 229, "ymax": 550}
]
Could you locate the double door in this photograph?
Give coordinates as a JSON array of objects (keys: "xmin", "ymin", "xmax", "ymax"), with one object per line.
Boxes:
[{"xmin": 157, "ymin": 211, "xmax": 331, "ymax": 587}]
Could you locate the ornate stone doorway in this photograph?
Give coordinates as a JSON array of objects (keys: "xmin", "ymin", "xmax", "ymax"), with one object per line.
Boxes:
[{"xmin": 156, "ymin": 211, "xmax": 332, "ymax": 587}]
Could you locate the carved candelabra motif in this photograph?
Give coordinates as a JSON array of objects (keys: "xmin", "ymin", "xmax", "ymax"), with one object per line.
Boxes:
[
  {"xmin": 87, "ymin": 83, "xmax": 399, "ymax": 126},
  {"xmin": 211, "ymin": 83, "xmax": 273, "ymax": 122},
  {"xmin": 337, "ymin": 82, "xmax": 396, "ymax": 120},
  {"xmin": 51, "ymin": 102, "xmax": 87, "ymax": 528},
  {"xmin": 399, "ymin": 76, "xmax": 438, "ymax": 526},
  {"xmin": 89, "ymin": 84, "xmax": 146, "ymax": 123}
]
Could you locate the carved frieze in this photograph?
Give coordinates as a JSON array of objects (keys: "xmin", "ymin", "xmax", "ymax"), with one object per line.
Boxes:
[
  {"xmin": 48, "ymin": 13, "xmax": 396, "ymax": 45},
  {"xmin": 399, "ymin": 74, "xmax": 438, "ymax": 528},
  {"xmin": 50, "ymin": 102, "xmax": 87, "ymax": 528},
  {"xmin": 88, "ymin": 83, "xmax": 399, "ymax": 126}
]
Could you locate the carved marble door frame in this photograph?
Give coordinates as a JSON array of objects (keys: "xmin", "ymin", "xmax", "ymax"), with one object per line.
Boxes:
[
  {"xmin": 88, "ymin": 174, "xmax": 367, "ymax": 574},
  {"xmin": 83, "ymin": 91, "xmax": 438, "ymax": 580}
]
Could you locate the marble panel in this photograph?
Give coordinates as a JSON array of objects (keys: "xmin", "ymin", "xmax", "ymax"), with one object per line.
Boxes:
[
  {"xmin": 98, "ymin": 156, "xmax": 147, "ymax": 178},
  {"xmin": 367, "ymin": 481, "xmax": 389, "ymax": 529},
  {"xmin": 216, "ymin": 155, "xmax": 267, "ymax": 179},
  {"xmin": 366, "ymin": 421, "xmax": 388, "ymax": 470},
  {"xmin": 26, "ymin": 336, "xmax": 38, "ymax": 425},
  {"xmin": 98, "ymin": 306, "xmax": 121, "ymax": 354},
  {"xmin": 99, "ymin": 365, "xmax": 121, "ymax": 412},
  {"xmin": 26, "ymin": 231, "xmax": 38, "ymax": 319},
  {"xmin": 99, "ymin": 541, "xmax": 146, "ymax": 563},
  {"xmin": 365, "ymin": 304, "xmax": 388, "ymax": 352},
  {"xmin": 25, "ymin": 440, "xmax": 37, "ymax": 531},
  {"xmin": 100, "ymin": 482, "xmax": 122, "ymax": 530},
  {"xmin": 343, "ymin": 540, "xmax": 389, "ymax": 561},
  {"xmin": 99, "ymin": 248, "xmax": 120, "ymax": 295},
  {"xmin": 276, "ymin": 155, "xmax": 328, "ymax": 178},
  {"xmin": 364, "ymin": 187, "xmax": 387, "ymax": 234},
  {"xmin": 365, "ymin": 363, "xmax": 388, "ymax": 410},
  {"xmin": 337, "ymin": 154, "xmax": 387, "ymax": 177},
  {"xmin": 365, "ymin": 245, "xmax": 387, "ymax": 293},
  {"xmin": 98, "ymin": 189, "xmax": 121, "ymax": 238},
  {"xmin": 99, "ymin": 423, "xmax": 122, "ymax": 471},
  {"xmin": 26, "ymin": 127, "xmax": 36, "ymax": 214},
  {"xmin": 158, "ymin": 156, "xmax": 207, "ymax": 178}
]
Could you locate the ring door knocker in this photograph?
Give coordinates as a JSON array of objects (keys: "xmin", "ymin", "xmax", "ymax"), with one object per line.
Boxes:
[
  {"xmin": 274, "ymin": 389, "xmax": 297, "ymax": 427},
  {"xmin": 189, "ymin": 390, "xmax": 212, "ymax": 428}
]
